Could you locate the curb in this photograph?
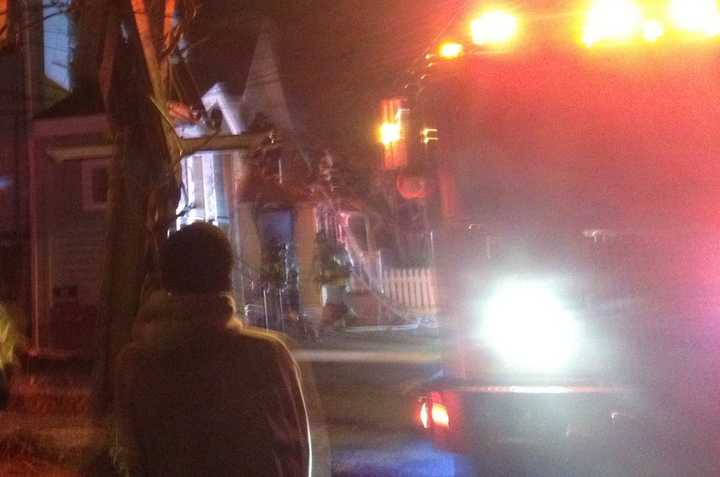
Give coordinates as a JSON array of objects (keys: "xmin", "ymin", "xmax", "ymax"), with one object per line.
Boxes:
[{"xmin": 294, "ymin": 349, "xmax": 441, "ymax": 364}]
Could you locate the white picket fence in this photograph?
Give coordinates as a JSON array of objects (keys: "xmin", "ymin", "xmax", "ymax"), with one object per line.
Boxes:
[
  {"xmin": 381, "ymin": 268, "xmax": 438, "ymax": 316},
  {"xmin": 337, "ymin": 218, "xmax": 438, "ymax": 323}
]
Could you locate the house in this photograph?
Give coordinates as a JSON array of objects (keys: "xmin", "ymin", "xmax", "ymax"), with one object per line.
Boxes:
[
  {"xmin": 175, "ymin": 23, "xmax": 323, "ymax": 329},
  {"xmin": 20, "ymin": 9, "xmax": 324, "ymax": 354},
  {"xmin": 0, "ymin": 20, "xmax": 23, "ymax": 306},
  {"xmin": 0, "ymin": 0, "xmax": 44, "ymax": 332}
]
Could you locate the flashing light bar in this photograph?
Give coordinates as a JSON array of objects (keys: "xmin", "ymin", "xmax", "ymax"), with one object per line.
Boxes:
[
  {"xmin": 471, "ymin": 10, "xmax": 520, "ymax": 46},
  {"xmin": 668, "ymin": 0, "xmax": 720, "ymax": 37},
  {"xmin": 583, "ymin": 0, "xmax": 720, "ymax": 47},
  {"xmin": 438, "ymin": 41, "xmax": 464, "ymax": 59}
]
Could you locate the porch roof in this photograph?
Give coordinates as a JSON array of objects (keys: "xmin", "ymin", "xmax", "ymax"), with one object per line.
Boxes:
[{"xmin": 36, "ymin": 86, "xmax": 105, "ymax": 120}]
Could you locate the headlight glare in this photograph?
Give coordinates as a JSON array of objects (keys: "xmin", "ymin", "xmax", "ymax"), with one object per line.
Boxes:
[{"xmin": 478, "ymin": 278, "xmax": 582, "ymax": 372}]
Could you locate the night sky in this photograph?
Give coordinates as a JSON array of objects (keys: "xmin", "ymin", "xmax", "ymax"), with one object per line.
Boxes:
[
  {"xmin": 187, "ymin": 0, "xmax": 459, "ymax": 158},
  {"xmin": 188, "ymin": 1, "xmax": 720, "ymax": 228}
]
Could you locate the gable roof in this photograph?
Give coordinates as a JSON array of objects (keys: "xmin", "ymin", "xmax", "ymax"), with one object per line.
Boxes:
[{"xmin": 183, "ymin": 7, "xmax": 260, "ymax": 96}]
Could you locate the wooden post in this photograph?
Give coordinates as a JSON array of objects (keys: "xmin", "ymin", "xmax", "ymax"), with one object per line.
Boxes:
[{"xmin": 93, "ymin": 0, "xmax": 182, "ymax": 412}]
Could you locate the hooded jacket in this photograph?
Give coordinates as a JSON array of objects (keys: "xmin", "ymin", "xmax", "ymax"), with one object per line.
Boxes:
[{"xmin": 114, "ymin": 293, "xmax": 311, "ymax": 477}]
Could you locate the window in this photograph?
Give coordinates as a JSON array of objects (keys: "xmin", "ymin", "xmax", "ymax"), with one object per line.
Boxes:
[
  {"xmin": 176, "ymin": 154, "xmax": 230, "ymax": 228},
  {"xmin": 176, "ymin": 155, "xmax": 206, "ymax": 228},
  {"xmin": 43, "ymin": 2, "xmax": 75, "ymax": 91}
]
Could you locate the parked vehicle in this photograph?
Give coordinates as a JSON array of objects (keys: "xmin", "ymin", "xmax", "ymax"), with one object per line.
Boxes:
[{"xmin": 380, "ymin": 3, "xmax": 720, "ymax": 474}]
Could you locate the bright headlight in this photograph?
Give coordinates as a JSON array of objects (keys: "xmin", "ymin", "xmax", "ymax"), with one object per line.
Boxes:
[{"xmin": 477, "ymin": 278, "xmax": 582, "ymax": 372}]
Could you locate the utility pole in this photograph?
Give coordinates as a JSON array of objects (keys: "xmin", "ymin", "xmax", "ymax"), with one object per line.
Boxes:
[
  {"xmin": 90, "ymin": 0, "xmax": 177, "ymax": 412},
  {"xmin": 90, "ymin": 0, "xmax": 270, "ymax": 411}
]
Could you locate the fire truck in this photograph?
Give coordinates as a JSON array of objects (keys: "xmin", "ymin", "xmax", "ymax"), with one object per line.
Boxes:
[{"xmin": 379, "ymin": 2, "xmax": 720, "ymax": 475}]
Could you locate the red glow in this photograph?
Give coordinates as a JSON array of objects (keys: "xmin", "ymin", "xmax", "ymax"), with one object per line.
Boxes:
[
  {"xmin": 431, "ymin": 402, "xmax": 450, "ymax": 429},
  {"xmin": 443, "ymin": 50, "xmax": 720, "ymax": 227}
]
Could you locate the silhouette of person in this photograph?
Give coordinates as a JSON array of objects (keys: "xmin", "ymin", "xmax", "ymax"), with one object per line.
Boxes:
[{"xmin": 114, "ymin": 222, "xmax": 310, "ymax": 476}]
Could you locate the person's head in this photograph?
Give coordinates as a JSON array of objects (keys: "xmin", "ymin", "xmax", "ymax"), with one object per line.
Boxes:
[{"xmin": 160, "ymin": 222, "xmax": 234, "ymax": 295}]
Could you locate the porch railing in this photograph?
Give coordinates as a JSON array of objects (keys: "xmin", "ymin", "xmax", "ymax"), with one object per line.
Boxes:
[
  {"xmin": 381, "ymin": 268, "xmax": 438, "ymax": 316},
  {"xmin": 340, "ymin": 221, "xmax": 439, "ymax": 324}
]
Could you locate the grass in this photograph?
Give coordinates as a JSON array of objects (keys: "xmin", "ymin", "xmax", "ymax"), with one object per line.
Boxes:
[
  {"xmin": 0, "ymin": 429, "xmax": 80, "ymax": 476},
  {"xmin": 0, "ymin": 360, "xmax": 111, "ymax": 477}
]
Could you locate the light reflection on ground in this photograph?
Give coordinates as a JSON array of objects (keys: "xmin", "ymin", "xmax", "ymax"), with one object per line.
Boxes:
[{"xmin": 331, "ymin": 435, "xmax": 458, "ymax": 477}]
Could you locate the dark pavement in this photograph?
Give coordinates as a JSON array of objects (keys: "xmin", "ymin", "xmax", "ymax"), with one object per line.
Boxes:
[
  {"xmin": 3, "ymin": 326, "xmax": 719, "ymax": 476},
  {"xmin": 300, "ymin": 330, "xmax": 453, "ymax": 477},
  {"xmin": 302, "ymin": 328, "xmax": 720, "ymax": 477}
]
